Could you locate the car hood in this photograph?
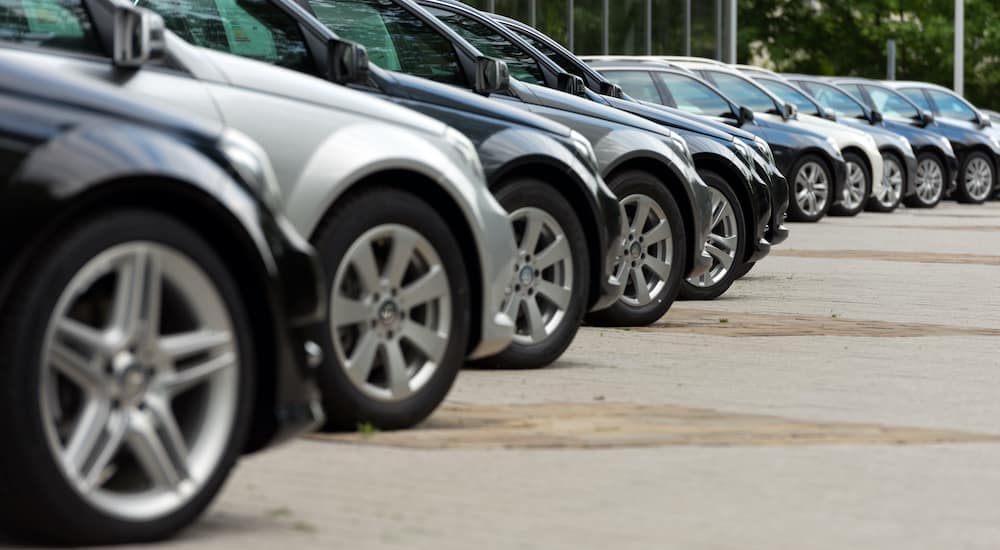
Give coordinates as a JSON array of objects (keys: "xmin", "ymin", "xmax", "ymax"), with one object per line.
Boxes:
[{"xmin": 384, "ymin": 69, "xmax": 572, "ymax": 138}]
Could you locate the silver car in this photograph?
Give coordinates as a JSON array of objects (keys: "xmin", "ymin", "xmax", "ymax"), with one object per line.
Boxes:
[{"xmin": 0, "ymin": 0, "xmax": 518, "ymax": 432}]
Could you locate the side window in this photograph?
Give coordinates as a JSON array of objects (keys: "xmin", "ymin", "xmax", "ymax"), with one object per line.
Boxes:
[
  {"xmin": 308, "ymin": 0, "xmax": 465, "ymax": 86},
  {"xmin": 864, "ymin": 86, "xmax": 919, "ymax": 119},
  {"xmin": 757, "ymin": 79, "xmax": 820, "ymax": 116},
  {"xmin": 426, "ymin": 7, "xmax": 544, "ymax": 85},
  {"xmin": 600, "ymin": 70, "xmax": 661, "ymax": 103},
  {"xmin": 0, "ymin": 0, "xmax": 103, "ymax": 55},
  {"xmin": 708, "ymin": 72, "xmax": 777, "ymax": 113},
  {"xmin": 899, "ymin": 88, "xmax": 932, "ymax": 111},
  {"xmin": 512, "ymin": 28, "xmax": 586, "ymax": 80},
  {"xmin": 655, "ymin": 72, "xmax": 731, "ymax": 117},
  {"xmin": 800, "ymin": 82, "xmax": 865, "ymax": 119},
  {"xmin": 136, "ymin": 0, "xmax": 313, "ymax": 72},
  {"xmin": 926, "ymin": 89, "xmax": 978, "ymax": 122}
]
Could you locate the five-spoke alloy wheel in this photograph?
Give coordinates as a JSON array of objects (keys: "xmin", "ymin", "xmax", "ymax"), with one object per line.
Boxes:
[{"xmin": 787, "ymin": 154, "xmax": 833, "ymax": 222}]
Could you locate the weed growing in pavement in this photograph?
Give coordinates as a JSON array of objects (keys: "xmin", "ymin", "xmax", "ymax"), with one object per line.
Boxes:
[{"xmin": 357, "ymin": 422, "xmax": 381, "ymax": 436}]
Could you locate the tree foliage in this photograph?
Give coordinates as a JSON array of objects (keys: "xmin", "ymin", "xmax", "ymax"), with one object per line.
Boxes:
[{"xmin": 738, "ymin": 0, "xmax": 1000, "ymax": 109}]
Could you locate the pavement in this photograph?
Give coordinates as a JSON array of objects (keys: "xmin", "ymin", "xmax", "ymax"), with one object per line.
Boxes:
[{"xmin": 13, "ymin": 202, "xmax": 1000, "ymax": 549}]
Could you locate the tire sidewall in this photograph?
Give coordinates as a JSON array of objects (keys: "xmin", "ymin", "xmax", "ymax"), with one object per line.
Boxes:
[{"xmin": 679, "ymin": 171, "xmax": 747, "ymax": 301}]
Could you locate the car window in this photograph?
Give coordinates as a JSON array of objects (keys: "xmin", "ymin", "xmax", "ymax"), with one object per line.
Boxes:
[
  {"xmin": 510, "ymin": 27, "xmax": 586, "ymax": 80},
  {"xmin": 424, "ymin": 6, "xmax": 544, "ymax": 85},
  {"xmin": 899, "ymin": 88, "xmax": 932, "ymax": 111},
  {"xmin": 0, "ymin": 0, "xmax": 103, "ymax": 55},
  {"xmin": 705, "ymin": 71, "xmax": 777, "ymax": 113},
  {"xmin": 756, "ymin": 78, "xmax": 821, "ymax": 116},
  {"xmin": 136, "ymin": 0, "xmax": 312, "ymax": 72},
  {"xmin": 863, "ymin": 85, "xmax": 919, "ymax": 119},
  {"xmin": 307, "ymin": 0, "xmax": 464, "ymax": 86},
  {"xmin": 838, "ymin": 83, "xmax": 865, "ymax": 100},
  {"xmin": 653, "ymin": 72, "xmax": 731, "ymax": 117},
  {"xmin": 926, "ymin": 89, "xmax": 978, "ymax": 122},
  {"xmin": 799, "ymin": 82, "xmax": 866, "ymax": 119},
  {"xmin": 599, "ymin": 70, "xmax": 661, "ymax": 103}
]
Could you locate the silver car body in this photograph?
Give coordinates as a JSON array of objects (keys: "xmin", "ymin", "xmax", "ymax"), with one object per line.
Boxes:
[{"xmin": 2, "ymin": 33, "xmax": 517, "ymax": 359}]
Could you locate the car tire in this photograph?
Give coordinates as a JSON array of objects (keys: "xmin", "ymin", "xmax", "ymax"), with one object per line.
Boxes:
[
  {"xmin": 585, "ymin": 170, "xmax": 687, "ymax": 327},
  {"xmin": 679, "ymin": 171, "xmax": 747, "ymax": 301},
  {"xmin": 955, "ymin": 151, "xmax": 995, "ymax": 204},
  {"xmin": 903, "ymin": 153, "xmax": 946, "ymax": 208},
  {"xmin": 866, "ymin": 152, "xmax": 904, "ymax": 213},
  {"xmin": 786, "ymin": 154, "xmax": 834, "ymax": 222},
  {"xmin": 829, "ymin": 152, "xmax": 871, "ymax": 217},
  {"xmin": 733, "ymin": 261, "xmax": 756, "ymax": 279},
  {"xmin": 0, "ymin": 209, "xmax": 254, "ymax": 545},
  {"xmin": 471, "ymin": 178, "xmax": 589, "ymax": 370},
  {"xmin": 313, "ymin": 186, "xmax": 469, "ymax": 431}
]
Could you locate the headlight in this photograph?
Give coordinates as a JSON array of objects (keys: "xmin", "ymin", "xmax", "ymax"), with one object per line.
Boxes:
[
  {"xmin": 444, "ymin": 127, "xmax": 485, "ymax": 182},
  {"xmin": 754, "ymin": 136, "xmax": 776, "ymax": 166},
  {"xmin": 220, "ymin": 128, "xmax": 283, "ymax": 212},
  {"xmin": 568, "ymin": 130, "xmax": 600, "ymax": 174}
]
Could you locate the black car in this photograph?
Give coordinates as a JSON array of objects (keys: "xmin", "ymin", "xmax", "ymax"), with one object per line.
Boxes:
[
  {"xmin": 832, "ymin": 78, "xmax": 996, "ymax": 207},
  {"xmin": 0, "ymin": 52, "xmax": 324, "ymax": 544},
  {"xmin": 271, "ymin": 0, "xmax": 715, "ymax": 327},
  {"xmin": 788, "ymin": 75, "xmax": 959, "ymax": 211},
  {"xmin": 419, "ymin": 0, "xmax": 776, "ymax": 300},
  {"xmin": 584, "ymin": 59, "xmax": 847, "ymax": 224}
]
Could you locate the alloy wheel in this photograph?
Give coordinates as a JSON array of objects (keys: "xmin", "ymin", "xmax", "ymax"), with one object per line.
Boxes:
[
  {"xmin": 915, "ymin": 158, "xmax": 944, "ymax": 204},
  {"xmin": 795, "ymin": 161, "xmax": 830, "ymax": 217},
  {"xmin": 877, "ymin": 156, "xmax": 904, "ymax": 208},
  {"xmin": 41, "ymin": 243, "xmax": 239, "ymax": 522},
  {"xmin": 687, "ymin": 187, "xmax": 738, "ymax": 288},
  {"xmin": 964, "ymin": 157, "xmax": 994, "ymax": 202},
  {"xmin": 841, "ymin": 160, "xmax": 868, "ymax": 211},
  {"xmin": 502, "ymin": 207, "xmax": 574, "ymax": 346},
  {"xmin": 329, "ymin": 224, "xmax": 451, "ymax": 403},
  {"xmin": 615, "ymin": 194, "xmax": 674, "ymax": 307}
]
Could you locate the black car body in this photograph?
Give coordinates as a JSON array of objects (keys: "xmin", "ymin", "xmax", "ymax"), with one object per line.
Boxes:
[{"xmin": 420, "ymin": 0, "xmax": 778, "ymax": 268}]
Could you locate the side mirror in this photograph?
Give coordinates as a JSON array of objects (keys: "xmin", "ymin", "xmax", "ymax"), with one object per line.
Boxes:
[
  {"xmin": 112, "ymin": 5, "xmax": 165, "ymax": 67},
  {"xmin": 821, "ymin": 106, "xmax": 838, "ymax": 121},
  {"xmin": 598, "ymin": 81, "xmax": 625, "ymax": 99},
  {"xmin": 782, "ymin": 102, "xmax": 798, "ymax": 120},
  {"xmin": 870, "ymin": 109, "xmax": 884, "ymax": 124},
  {"xmin": 474, "ymin": 56, "xmax": 510, "ymax": 95},
  {"xmin": 737, "ymin": 105, "xmax": 755, "ymax": 126},
  {"xmin": 557, "ymin": 72, "xmax": 586, "ymax": 96},
  {"xmin": 977, "ymin": 110, "xmax": 993, "ymax": 128},
  {"xmin": 919, "ymin": 110, "xmax": 935, "ymax": 127},
  {"xmin": 326, "ymin": 38, "xmax": 370, "ymax": 85}
]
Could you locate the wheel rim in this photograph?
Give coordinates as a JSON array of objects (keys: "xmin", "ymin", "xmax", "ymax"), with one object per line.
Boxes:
[
  {"xmin": 40, "ymin": 243, "xmax": 239, "ymax": 522},
  {"xmin": 794, "ymin": 161, "xmax": 830, "ymax": 216},
  {"xmin": 915, "ymin": 158, "xmax": 944, "ymax": 204},
  {"xmin": 842, "ymin": 160, "xmax": 868, "ymax": 211},
  {"xmin": 330, "ymin": 224, "xmax": 451, "ymax": 403},
  {"xmin": 614, "ymin": 194, "xmax": 673, "ymax": 307},
  {"xmin": 502, "ymin": 207, "xmax": 574, "ymax": 346},
  {"xmin": 687, "ymin": 187, "xmax": 738, "ymax": 288},
  {"xmin": 965, "ymin": 157, "xmax": 993, "ymax": 201},
  {"xmin": 878, "ymin": 157, "xmax": 904, "ymax": 208}
]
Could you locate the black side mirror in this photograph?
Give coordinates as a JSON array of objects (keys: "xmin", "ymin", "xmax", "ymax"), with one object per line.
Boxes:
[
  {"xmin": 870, "ymin": 109, "xmax": 884, "ymax": 124},
  {"xmin": 821, "ymin": 106, "xmax": 837, "ymax": 121},
  {"xmin": 598, "ymin": 81, "xmax": 625, "ymax": 99},
  {"xmin": 783, "ymin": 102, "xmax": 798, "ymax": 120},
  {"xmin": 112, "ymin": 5, "xmax": 165, "ymax": 67},
  {"xmin": 737, "ymin": 105, "xmax": 755, "ymax": 126},
  {"xmin": 474, "ymin": 56, "xmax": 510, "ymax": 95},
  {"xmin": 557, "ymin": 73, "xmax": 586, "ymax": 96},
  {"xmin": 326, "ymin": 38, "xmax": 370, "ymax": 85},
  {"xmin": 919, "ymin": 110, "xmax": 935, "ymax": 127}
]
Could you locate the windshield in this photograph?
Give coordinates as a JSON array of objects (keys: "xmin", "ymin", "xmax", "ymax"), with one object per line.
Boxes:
[
  {"xmin": 654, "ymin": 72, "xmax": 733, "ymax": 117},
  {"xmin": 757, "ymin": 78, "xmax": 821, "ymax": 116},
  {"xmin": 863, "ymin": 85, "xmax": 920, "ymax": 119},
  {"xmin": 706, "ymin": 71, "xmax": 777, "ymax": 113},
  {"xmin": 799, "ymin": 81, "xmax": 867, "ymax": 119}
]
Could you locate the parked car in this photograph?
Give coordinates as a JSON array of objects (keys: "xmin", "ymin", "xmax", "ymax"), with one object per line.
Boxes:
[
  {"xmin": 0, "ymin": 48, "xmax": 325, "ymax": 543},
  {"xmin": 740, "ymin": 70, "xmax": 915, "ymax": 214},
  {"xmin": 831, "ymin": 78, "xmax": 995, "ymax": 207},
  {"xmin": 703, "ymin": 64, "xmax": 884, "ymax": 219},
  {"xmin": 583, "ymin": 57, "xmax": 846, "ymax": 224},
  {"xmin": 2, "ymin": 0, "xmax": 521, "ymax": 431},
  {"xmin": 292, "ymin": 0, "xmax": 713, "ymax": 326},
  {"xmin": 883, "ymin": 81, "xmax": 1000, "ymax": 203},
  {"xmin": 787, "ymin": 75, "xmax": 959, "ymax": 211},
  {"xmin": 417, "ymin": 0, "xmax": 774, "ymax": 300}
]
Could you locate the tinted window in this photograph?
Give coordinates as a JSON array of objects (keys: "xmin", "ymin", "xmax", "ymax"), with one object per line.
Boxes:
[
  {"xmin": 799, "ymin": 82, "xmax": 866, "ymax": 119},
  {"xmin": 600, "ymin": 70, "xmax": 661, "ymax": 103},
  {"xmin": 756, "ymin": 78, "xmax": 821, "ymax": 116},
  {"xmin": 839, "ymin": 83, "xmax": 865, "ymax": 100},
  {"xmin": 137, "ymin": 0, "xmax": 312, "ymax": 71},
  {"xmin": 511, "ymin": 27, "xmax": 586, "ymax": 80},
  {"xmin": 425, "ymin": 6, "xmax": 543, "ymax": 85},
  {"xmin": 706, "ymin": 71, "xmax": 777, "ymax": 113},
  {"xmin": 0, "ymin": 0, "xmax": 102, "ymax": 54},
  {"xmin": 900, "ymin": 88, "xmax": 932, "ymax": 111},
  {"xmin": 926, "ymin": 89, "xmax": 978, "ymax": 121},
  {"xmin": 863, "ymin": 85, "xmax": 919, "ymax": 119},
  {"xmin": 307, "ymin": 0, "xmax": 464, "ymax": 86},
  {"xmin": 654, "ymin": 72, "xmax": 731, "ymax": 117}
]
